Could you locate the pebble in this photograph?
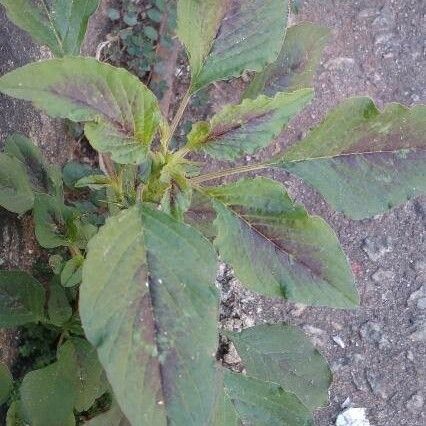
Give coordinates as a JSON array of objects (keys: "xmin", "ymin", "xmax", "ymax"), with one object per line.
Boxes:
[
  {"xmin": 408, "ymin": 284, "xmax": 426, "ymax": 304},
  {"xmin": 325, "ymin": 57, "xmax": 355, "ymax": 70},
  {"xmin": 371, "ymin": 268, "xmax": 394, "ymax": 283},
  {"xmin": 410, "ymin": 318, "xmax": 426, "ymax": 342},
  {"xmin": 406, "ymin": 393, "xmax": 424, "ymax": 413},
  {"xmin": 361, "ymin": 237, "xmax": 392, "ymax": 262},
  {"xmin": 366, "ymin": 370, "xmax": 388, "ymax": 399},
  {"xmin": 223, "ymin": 342, "xmax": 241, "ymax": 366},
  {"xmin": 333, "ymin": 335, "xmax": 346, "ymax": 349},
  {"xmin": 360, "ymin": 321, "xmax": 391, "ymax": 349},
  {"xmin": 336, "ymin": 408, "xmax": 371, "ymax": 426}
]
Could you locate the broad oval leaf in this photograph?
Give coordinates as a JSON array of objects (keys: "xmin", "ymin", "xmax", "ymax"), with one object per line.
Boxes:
[
  {"xmin": 47, "ymin": 278, "xmax": 72, "ymax": 326},
  {"xmin": 187, "ymin": 89, "xmax": 313, "ymax": 160},
  {"xmin": 226, "ymin": 323, "xmax": 331, "ymax": 410},
  {"xmin": 5, "ymin": 133, "xmax": 62, "ymax": 197},
  {"xmin": 0, "ymin": 153, "xmax": 34, "ymax": 214},
  {"xmin": 272, "ymin": 98, "xmax": 426, "ymax": 219},
  {"xmin": 20, "ymin": 363, "xmax": 76, "ymax": 426},
  {"xmin": 223, "ymin": 371, "xmax": 314, "ymax": 426},
  {"xmin": 207, "ymin": 177, "xmax": 358, "ymax": 308},
  {"xmin": 0, "ymin": 363, "xmax": 13, "ymax": 405},
  {"xmin": 61, "ymin": 255, "xmax": 84, "ymax": 287},
  {"xmin": 244, "ymin": 22, "xmax": 331, "ymax": 99},
  {"xmin": 0, "ymin": 57, "xmax": 163, "ymax": 164},
  {"xmin": 80, "ymin": 204, "xmax": 221, "ymax": 425},
  {"xmin": 0, "ymin": 0, "xmax": 100, "ymax": 56},
  {"xmin": 58, "ymin": 338, "xmax": 108, "ymax": 412},
  {"xmin": 178, "ymin": 0, "xmax": 289, "ymax": 92},
  {"xmin": 33, "ymin": 194, "xmax": 75, "ymax": 248},
  {"xmin": 177, "ymin": 0, "xmax": 226, "ymax": 80},
  {"xmin": 0, "ymin": 271, "xmax": 45, "ymax": 327}
]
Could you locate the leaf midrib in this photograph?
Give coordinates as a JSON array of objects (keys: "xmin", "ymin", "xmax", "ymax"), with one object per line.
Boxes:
[{"xmin": 278, "ymin": 146, "xmax": 426, "ymax": 165}]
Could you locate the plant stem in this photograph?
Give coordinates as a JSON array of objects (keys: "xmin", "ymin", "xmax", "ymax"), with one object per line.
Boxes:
[
  {"xmin": 163, "ymin": 90, "xmax": 191, "ymax": 152},
  {"xmin": 189, "ymin": 163, "xmax": 270, "ymax": 185}
]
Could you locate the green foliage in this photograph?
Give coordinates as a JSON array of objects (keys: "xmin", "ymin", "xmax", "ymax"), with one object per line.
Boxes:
[
  {"xmin": 187, "ymin": 89, "xmax": 314, "ymax": 160},
  {"xmin": 178, "ymin": 0, "xmax": 289, "ymax": 92},
  {"xmin": 0, "ymin": 0, "xmax": 100, "ymax": 56},
  {"xmin": 80, "ymin": 205, "xmax": 220, "ymax": 425},
  {"xmin": 0, "ymin": 271, "xmax": 45, "ymax": 327},
  {"xmin": 0, "ymin": 0, "xmax": 424, "ymax": 424},
  {"xmin": 0, "ymin": 363, "xmax": 13, "ymax": 405},
  {"xmin": 272, "ymin": 98, "xmax": 426, "ymax": 218},
  {"xmin": 244, "ymin": 22, "xmax": 331, "ymax": 98}
]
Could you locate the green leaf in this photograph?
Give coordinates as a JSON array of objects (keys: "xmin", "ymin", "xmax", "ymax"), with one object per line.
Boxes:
[
  {"xmin": 20, "ymin": 363, "xmax": 76, "ymax": 426},
  {"xmin": 178, "ymin": 0, "xmax": 289, "ymax": 92},
  {"xmin": 160, "ymin": 180, "xmax": 192, "ymax": 221},
  {"xmin": 33, "ymin": 194, "xmax": 75, "ymax": 248},
  {"xmin": 80, "ymin": 204, "xmax": 221, "ymax": 425},
  {"xmin": 245, "ymin": 23, "xmax": 331, "ymax": 99},
  {"xmin": 0, "ymin": 271, "xmax": 45, "ymax": 327},
  {"xmin": 61, "ymin": 256, "xmax": 84, "ymax": 287},
  {"xmin": 75, "ymin": 175, "xmax": 111, "ymax": 190},
  {"xmin": 0, "ymin": 0, "xmax": 100, "ymax": 56},
  {"xmin": 177, "ymin": 0, "xmax": 226, "ymax": 83},
  {"xmin": 0, "ymin": 363, "xmax": 13, "ymax": 405},
  {"xmin": 5, "ymin": 133, "xmax": 62, "ymax": 196},
  {"xmin": 206, "ymin": 177, "xmax": 358, "ymax": 308},
  {"xmin": 187, "ymin": 89, "xmax": 313, "ymax": 160},
  {"xmin": 0, "ymin": 57, "xmax": 163, "ymax": 164},
  {"xmin": 6, "ymin": 401, "xmax": 25, "ymax": 426},
  {"xmin": 0, "ymin": 153, "xmax": 34, "ymax": 214},
  {"xmin": 223, "ymin": 371, "xmax": 314, "ymax": 426},
  {"xmin": 47, "ymin": 279, "xmax": 72, "ymax": 326},
  {"xmin": 58, "ymin": 338, "xmax": 107, "ymax": 412},
  {"xmin": 272, "ymin": 98, "xmax": 426, "ymax": 219},
  {"xmin": 84, "ymin": 400, "xmax": 130, "ymax": 426},
  {"xmin": 62, "ymin": 161, "xmax": 96, "ymax": 189},
  {"xmin": 226, "ymin": 323, "xmax": 331, "ymax": 410}
]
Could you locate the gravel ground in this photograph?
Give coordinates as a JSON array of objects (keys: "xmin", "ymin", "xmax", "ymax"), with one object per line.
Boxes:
[{"xmin": 219, "ymin": 1, "xmax": 426, "ymax": 425}]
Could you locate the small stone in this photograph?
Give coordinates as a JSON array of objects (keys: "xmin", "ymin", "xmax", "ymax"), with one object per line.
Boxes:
[
  {"xmin": 360, "ymin": 321, "xmax": 391, "ymax": 349},
  {"xmin": 366, "ymin": 370, "xmax": 388, "ymax": 399},
  {"xmin": 341, "ymin": 397, "xmax": 352, "ymax": 408},
  {"xmin": 408, "ymin": 284, "xmax": 426, "ymax": 304},
  {"xmin": 371, "ymin": 268, "xmax": 394, "ymax": 283},
  {"xmin": 325, "ymin": 57, "xmax": 355, "ymax": 70},
  {"xmin": 406, "ymin": 350, "xmax": 414, "ymax": 361},
  {"xmin": 374, "ymin": 32, "xmax": 394, "ymax": 45},
  {"xmin": 410, "ymin": 318, "xmax": 426, "ymax": 342},
  {"xmin": 358, "ymin": 8, "xmax": 377, "ymax": 19},
  {"xmin": 336, "ymin": 408, "xmax": 371, "ymax": 426},
  {"xmin": 223, "ymin": 343, "xmax": 241, "ymax": 366},
  {"xmin": 417, "ymin": 298, "xmax": 426, "ymax": 309},
  {"xmin": 303, "ymin": 325, "xmax": 327, "ymax": 346},
  {"xmin": 361, "ymin": 237, "xmax": 392, "ymax": 262},
  {"xmin": 406, "ymin": 393, "xmax": 424, "ymax": 413},
  {"xmin": 290, "ymin": 303, "xmax": 306, "ymax": 317},
  {"xmin": 333, "ymin": 335, "xmax": 346, "ymax": 349}
]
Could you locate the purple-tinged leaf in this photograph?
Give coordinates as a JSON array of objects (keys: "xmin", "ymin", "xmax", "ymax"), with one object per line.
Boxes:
[
  {"xmin": 244, "ymin": 22, "xmax": 331, "ymax": 99},
  {"xmin": 206, "ymin": 177, "xmax": 358, "ymax": 308},
  {"xmin": 178, "ymin": 0, "xmax": 289, "ymax": 92},
  {"xmin": 0, "ymin": 57, "xmax": 163, "ymax": 164},
  {"xmin": 80, "ymin": 204, "xmax": 221, "ymax": 425},
  {"xmin": 187, "ymin": 89, "xmax": 313, "ymax": 160},
  {"xmin": 273, "ymin": 98, "xmax": 426, "ymax": 219}
]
